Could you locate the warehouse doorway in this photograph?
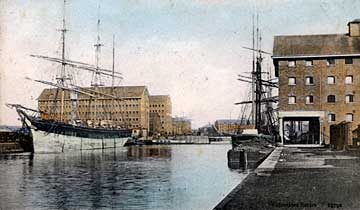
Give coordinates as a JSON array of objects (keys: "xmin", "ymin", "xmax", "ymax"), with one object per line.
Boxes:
[{"xmin": 282, "ymin": 117, "xmax": 320, "ymax": 145}]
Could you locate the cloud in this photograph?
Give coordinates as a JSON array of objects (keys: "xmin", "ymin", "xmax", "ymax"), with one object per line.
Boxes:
[
  {"xmin": 193, "ymin": 0, "xmax": 226, "ymax": 5},
  {"xmin": 107, "ymin": 37, "xmax": 250, "ymax": 127},
  {"xmin": 2, "ymin": 0, "xmax": 357, "ymax": 128}
]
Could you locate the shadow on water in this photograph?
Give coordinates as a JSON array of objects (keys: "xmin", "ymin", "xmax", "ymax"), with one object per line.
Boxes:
[
  {"xmin": 0, "ymin": 145, "xmax": 246, "ymax": 210},
  {"xmin": 227, "ymin": 149, "xmax": 266, "ymax": 173},
  {"xmin": 127, "ymin": 145, "xmax": 172, "ymax": 159}
]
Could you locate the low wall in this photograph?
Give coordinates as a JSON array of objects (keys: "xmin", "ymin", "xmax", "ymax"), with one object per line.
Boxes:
[{"xmin": 173, "ymin": 135, "xmax": 210, "ymax": 144}]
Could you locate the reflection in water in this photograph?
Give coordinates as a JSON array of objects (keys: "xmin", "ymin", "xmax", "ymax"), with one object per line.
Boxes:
[
  {"xmin": 227, "ymin": 150, "xmax": 260, "ymax": 172},
  {"xmin": 0, "ymin": 145, "xmax": 245, "ymax": 210},
  {"xmin": 127, "ymin": 146, "xmax": 172, "ymax": 159}
]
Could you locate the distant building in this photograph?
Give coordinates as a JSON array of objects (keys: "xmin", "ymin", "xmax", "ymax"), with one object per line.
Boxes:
[
  {"xmin": 273, "ymin": 19, "xmax": 360, "ymax": 146},
  {"xmin": 214, "ymin": 119, "xmax": 254, "ymax": 134},
  {"xmin": 149, "ymin": 112, "xmax": 161, "ymax": 136},
  {"xmin": 197, "ymin": 124, "xmax": 219, "ymax": 136},
  {"xmin": 149, "ymin": 95, "xmax": 172, "ymax": 135},
  {"xmin": 38, "ymin": 86, "xmax": 150, "ymax": 133},
  {"xmin": 172, "ymin": 117, "xmax": 191, "ymax": 135}
]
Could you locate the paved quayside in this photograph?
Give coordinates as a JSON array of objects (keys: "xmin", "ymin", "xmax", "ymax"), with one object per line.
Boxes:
[{"xmin": 214, "ymin": 147, "xmax": 360, "ymax": 210}]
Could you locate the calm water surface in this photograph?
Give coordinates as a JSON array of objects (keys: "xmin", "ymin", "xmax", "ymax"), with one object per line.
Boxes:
[{"xmin": 0, "ymin": 144, "xmax": 246, "ymax": 210}]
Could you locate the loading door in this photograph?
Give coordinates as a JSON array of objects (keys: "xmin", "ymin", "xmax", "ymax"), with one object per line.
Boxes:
[{"xmin": 283, "ymin": 117, "xmax": 320, "ymax": 145}]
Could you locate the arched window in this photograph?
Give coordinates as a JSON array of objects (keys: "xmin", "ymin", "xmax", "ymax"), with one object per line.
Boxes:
[
  {"xmin": 306, "ymin": 95, "xmax": 314, "ymax": 104},
  {"xmin": 305, "ymin": 76, "xmax": 314, "ymax": 85},
  {"xmin": 288, "ymin": 96, "xmax": 296, "ymax": 104},
  {"xmin": 345, "ymin": 75, "xmax": 353, "ymax": 84},
  {"xmin": 328, "ymin": 113, "xmax": 336, "ymax": 122},
  {"xmin": 327, "ymin": 95, "xmax": 336, "ymax": 103},
  {"xmin": 346, "ymin": 94, "xmax": 354, "ymax": 103},
  {"xmin": 288, "ymin": 77, "xmax": 296, "ymax": 85}
]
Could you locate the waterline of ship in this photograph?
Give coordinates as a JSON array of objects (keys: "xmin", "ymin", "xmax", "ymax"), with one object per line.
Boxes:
[{"xmin": 32, "ymin": 130, "xmax": 129, "ymax": 153}]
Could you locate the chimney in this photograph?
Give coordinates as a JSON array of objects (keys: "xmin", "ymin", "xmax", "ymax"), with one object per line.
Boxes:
[{"xmin": 348, "ymin": 19, "xmax": 360, "ymax": 37}]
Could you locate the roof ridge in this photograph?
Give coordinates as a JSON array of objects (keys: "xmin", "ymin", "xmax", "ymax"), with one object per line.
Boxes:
[{"xmin": 274, "ymin": 33, "xmax": 347, "ymax": 38}]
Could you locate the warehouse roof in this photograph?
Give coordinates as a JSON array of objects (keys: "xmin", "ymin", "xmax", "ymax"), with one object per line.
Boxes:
[
  {"xmin": 273, "ymin": 34, "xmax": 360, "ymax": 58},
  {"xmin": 38, "ymin": 86, "xmax": 148, "ymax": 101},
  {"xmin": 149, "ymin": 95, "xmax": 171, "ymax": 103}
]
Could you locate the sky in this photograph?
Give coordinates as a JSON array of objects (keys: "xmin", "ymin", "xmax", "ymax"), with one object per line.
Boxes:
[{"xmin": 1, "ymin": 0, "xmax": 360, "ymax": 128}]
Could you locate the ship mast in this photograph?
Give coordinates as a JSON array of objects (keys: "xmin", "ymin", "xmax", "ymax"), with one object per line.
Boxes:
[
  {"xmin": 91, "ymin": 3, "xmax": 104, "ymax": 126},
  {"xmin": 111, "ymin": 35, "xmax": 115, "ymax": 125},
  {"xmin": 255, "ymin": 15, "xmax": 262, "ymax": 132},
  {"xmin": 112, "ymin": 35, "xmax": 115, "ymax": 87},
  {"xmin": 29, "ymin": 0, "xmax": 126, "ymax": 126},
  {"xmin": 91, "ymin": 18, "xmax": 103, "ymax": 87},
  {"xmin": 251, "ymin": 14, "xmax": 255, "ymax": 125},
  {"xmin": 236, "ymin": 14, "xmax": 278, "ymax": 134},
  {"xmin": 58, "ymin": 0, "xmax": 68, "ymax": 122}
]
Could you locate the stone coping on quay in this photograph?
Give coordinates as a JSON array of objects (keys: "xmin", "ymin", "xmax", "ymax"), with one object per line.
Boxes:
[{"xmin": 213, "ymin": 147, "xmax": 282, "ymax": 210}]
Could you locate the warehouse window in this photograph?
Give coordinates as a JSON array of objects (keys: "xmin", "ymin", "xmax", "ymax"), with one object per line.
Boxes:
[
  {"xmin": 345, "ymin": 113, "xmax": 353, "ymax": 122},
  {"xmin": 305, "ymin": 60, "xmax": 313, "ymax": 67},
  {"xmin": 328, "ymin": 113, "xmax": 336, "ymax": 122},
  {"xmin": 305, "ymin": 76, "xmax": 314, "ymax": 85},
  {"xmin": 288, "ymin": 60, "xmax": 296, "ymax": 67},
  {"xmin": 327, "ymin": 95, "xmax": 336, "ymax": 103},
  {"xmin": 345, "ymin": 58, "xmax": 353, "ymax": 65},
  {"xmin": 288, "ymin": 77, "xmax": 296, "ymax": 85},
  {"xmin": 288, "ymin": 96, "xmax": 296, "ymax": 104},
  {"xmin": 346, "ymin": 94, "xmax": 354, "ymax": 103},
  {"xmin": 327, "ymin": 76, "xmax": 335, "ymax": 84},
  {"xmin": 345, "ymin": 76, "xmax": 353, "ymax": 84},
  {"xmin": 305, "ymin": 95, "xmax": 314, "ymax": 104},
  {"xmin": 326, "ymin": 58, "xmax": 335, "ymax": 66}
]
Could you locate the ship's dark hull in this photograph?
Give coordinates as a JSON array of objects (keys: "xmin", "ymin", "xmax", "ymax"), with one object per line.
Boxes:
[
  {"xmin": 229, "ymin": 133, "xmax": 275, "ymax": 170},
  {"xmin": 17, "ymin": 109, "xmax": 132, "ymax": 153},
  {"xmin": 31, "ymin": 117, "xmax": 132, "ymax": 139}
]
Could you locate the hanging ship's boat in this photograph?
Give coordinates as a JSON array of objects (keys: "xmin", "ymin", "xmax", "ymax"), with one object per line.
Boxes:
[{"xmin": 7, "ymin": 0, "xmax": 132, "ymax": 153}]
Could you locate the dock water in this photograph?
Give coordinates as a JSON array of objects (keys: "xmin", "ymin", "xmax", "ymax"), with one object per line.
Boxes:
[{"xmin": 153, "ymin": 135, "xmax": 210, "ymax": 144}]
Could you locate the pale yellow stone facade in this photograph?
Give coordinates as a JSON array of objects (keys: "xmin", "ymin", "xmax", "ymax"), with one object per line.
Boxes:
[
  {"xmin": 149, "ymin": 95, "xmax": 172, "ymax": 135},
  {"xmin": 37, "ymin": 86, "xmax": 150, "ymax": 131},
  {"xmin": 172, "ymin": 117, "xmax": 191, "ymax": 135}
]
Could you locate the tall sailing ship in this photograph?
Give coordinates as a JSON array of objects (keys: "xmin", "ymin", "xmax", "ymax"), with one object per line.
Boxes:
[
  {"xmin": 232, "ymin": 15, "xmax": 278, "ymax": 146},
  {"xmin": 7, "ymin": 0, "xmax": 132, "ymax": 153},
  {"xmin": 227, "ymin": 16, "xmax": 278, "ymax": 170}
]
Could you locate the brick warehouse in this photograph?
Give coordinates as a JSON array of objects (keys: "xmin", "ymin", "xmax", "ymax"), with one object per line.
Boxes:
[{"xmin": 273, "ymin": 19, "xmax": 360, "ymax": 145}]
